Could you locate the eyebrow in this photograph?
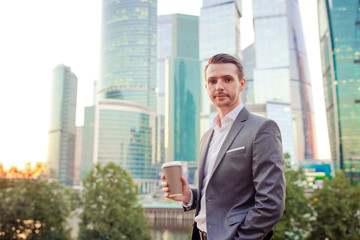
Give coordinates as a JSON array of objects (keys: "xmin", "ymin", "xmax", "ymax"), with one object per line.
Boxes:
[{"xmin": 207, "ymin": 75, "xmax": 234, "ymax": 80}]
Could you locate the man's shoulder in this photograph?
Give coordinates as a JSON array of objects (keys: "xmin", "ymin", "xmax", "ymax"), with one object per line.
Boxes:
[{"xmin": 246, "ymin": 111, "xmax": 279, "ymax": 128}]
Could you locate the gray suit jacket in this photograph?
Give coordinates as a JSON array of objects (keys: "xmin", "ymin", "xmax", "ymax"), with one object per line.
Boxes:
[{"xmin": 186, "ymin": 107, "xmax": 286, "ymax": 240}]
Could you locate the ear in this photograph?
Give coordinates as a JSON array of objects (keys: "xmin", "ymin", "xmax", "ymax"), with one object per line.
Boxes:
[
  {"xmin": 205, "ymin": 83, "xmax": 207, "ymax": 90},
  {"xmin": 240, "ymin": 78, "xmax": 246, "ymax": 92}
]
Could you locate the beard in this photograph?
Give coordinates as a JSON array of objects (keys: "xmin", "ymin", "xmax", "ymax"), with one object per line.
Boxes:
[
  {"xmin": 211, "ymin": 92, "xmax": 240, "ymax": 108},
  {"xmin": 212, "ymin": 94, "xmax": 232, "ymax": 107}
]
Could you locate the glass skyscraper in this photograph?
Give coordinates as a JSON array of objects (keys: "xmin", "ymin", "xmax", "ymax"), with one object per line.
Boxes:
[
  {"xmin": 94, "ymin": 99, "xmax": 158, "ymax": 193},
  {"xmin": 251, "ymin": 0, "xmax": 317, "ymax": 163},
  {"xmin": 199, "ymin": 0, "xmax": 242, "ymax": 135},
  {"xmin": 80, "ymin": 105, "xmax": 95, "ymax": 181},
  {"xmin": 47, "ymin": 65, "xmax": 77, "ymax": 185},
  {"xmin": 158, "ymin": 14, "xmax": 201, "ymax": 184},
  {"xmin": 318, "ymin": 0, "xmax": 360, "ymax": 178},
  {"xmin": 95, "ymin": 0, "xmax": 158, "ymax": 192},
  {"xmin": 99, "ymin": 0, "xmax": 157, "ymax": 111}
]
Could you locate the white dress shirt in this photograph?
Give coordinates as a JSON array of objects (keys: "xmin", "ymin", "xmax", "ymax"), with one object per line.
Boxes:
[{"xmin": 187, "ymin": 103, "xmax": 244, "ymax": 233}]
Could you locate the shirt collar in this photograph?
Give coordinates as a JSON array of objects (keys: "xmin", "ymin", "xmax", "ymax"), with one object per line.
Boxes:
[{"xmin": 212, "ymin": 103, "xmax": 244, "ymax": 129}]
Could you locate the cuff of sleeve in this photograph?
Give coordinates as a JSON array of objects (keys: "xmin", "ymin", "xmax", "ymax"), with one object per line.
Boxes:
[{"xmin": 182, "ymin": 189, "xmax": 193, "ymax": 208}]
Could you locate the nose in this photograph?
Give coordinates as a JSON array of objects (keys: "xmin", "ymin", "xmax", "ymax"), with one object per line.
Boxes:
[{"xmin": 215, "ymin": 80, "xmax": 224, "ymax": 91}]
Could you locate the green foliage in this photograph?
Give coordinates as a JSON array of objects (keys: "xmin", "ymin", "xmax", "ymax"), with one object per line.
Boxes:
[
  {"xmin": 307, "ymin": 171, "xmax": 360, "ymax": 240},
  {"xmin": 0, "ymin": 178, "xmax": 78, "ymax": 240},
  {"xmin": 79, "ymin": 162, "xmax": 151, "ymax": 240},
  {"xmin": 273, "ymin": 155, "xmax": 313, "ymax": 240}
]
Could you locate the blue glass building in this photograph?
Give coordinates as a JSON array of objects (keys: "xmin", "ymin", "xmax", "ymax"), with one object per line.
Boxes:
[
  {"xmin": 158, "ymin": 14, "xmax": 201, "ymax": 184},
  {"xmin": 251, "ymin": 0, "xmax": 317, "ymax": 163},
  {"xmin": 47, "ymin": 65, "xmax": 77, "ymax": 185},
  {"xmin": 99, "ymin": 0, "xmax": 157, "ymax": 111},
  {"xmin": 94, "ymin": 99, "xmax": 158, "ymax": 193},
  {"xmin": 318, "ymin": 0, "xmax": 360, "ymax": 178}
]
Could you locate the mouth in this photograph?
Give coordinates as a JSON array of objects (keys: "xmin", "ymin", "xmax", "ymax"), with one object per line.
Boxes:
[{"xmin": 214, "ymin": 94, "xmax": 229, "ymax": 99}]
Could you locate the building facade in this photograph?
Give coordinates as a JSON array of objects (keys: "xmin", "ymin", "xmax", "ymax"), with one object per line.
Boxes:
[
  {"xmin": 158, "ymin": 14, "xmax": 201, "ymax": 185},
  {"xmin": 318, "ymin": 0, "xmax": 360, "ymax": 178},
  {"xmin": 46, "ymin": 64, "xmax": 77, "ymax": 185},
  {"xmin": 199, "ymin": 0, "xmax": 242, "ymax": 135},
  {"xmin": 73, "ymin": 126, "xmax": 82, "ymax": 186},
  {"xmin": 250, "ymin": 0, "xmax": 317, "ymax": 163},
  {"xmin": 99, "ymin": 0, "xmax": 157, "ymax": 111},
  {"xmin": 80, "ymin": 105, "xmax": 95, "ymax": 181},
  {"xmin": 94, "ymin": 99, "xmax": 158, "ymax": 193}
]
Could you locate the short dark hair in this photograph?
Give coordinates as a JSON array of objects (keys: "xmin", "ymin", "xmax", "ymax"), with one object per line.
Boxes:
[{"xmin": 204, "ymin": 53, "xmax": 244, "ymax": 80}]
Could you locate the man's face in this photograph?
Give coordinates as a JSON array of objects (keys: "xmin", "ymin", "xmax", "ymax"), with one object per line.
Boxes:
[{"xmin": 205, "ymin": 63, "xmax": 246, "ymax": 109}]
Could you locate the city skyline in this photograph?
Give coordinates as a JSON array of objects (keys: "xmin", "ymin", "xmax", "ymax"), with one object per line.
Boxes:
[{"xmin": 0, "ymin": 0, "xmax": 330, "ymax": 169}]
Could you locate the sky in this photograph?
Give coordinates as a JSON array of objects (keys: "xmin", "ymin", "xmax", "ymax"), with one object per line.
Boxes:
[{"xmin": 0, "ymin": 0, "xmax": 330, "ymax": 169}]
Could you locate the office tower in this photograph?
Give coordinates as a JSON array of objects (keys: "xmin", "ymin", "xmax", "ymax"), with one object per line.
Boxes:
[
  {"xmin": 251, "ymin": 0, "xmax": 317, "ymax": 163},
  {"xmin": 73, "ymin": 126, "xmax": 82, "ymax": 186},
  {"xmin": 80, "ymin": 105, "xmax": 95, "ymax": 181},
  {"xmin": 94, "ymin": 99, "xmax": 158, "ymax": 193},
  {"xmin": 199, "ymin": 0, "xmax": 242, "ymax": 135},
  {"xmin": 243, "ymin": 44, "xmax": 296, "ymax": 165},
  {"xmin": 318, "ymin": 0, "xmax": 360, "ymax": 178},
  {"xmin": 99, "ymin": 0, "xmax": 157, "ymax": 111},
  {"xmin": 96, "ymin": 0, "xmax": 158, "ymax": 192},
  {"xmin": 158, "ymin": 14, "xmax": 201, "ymax": 184},
  {"xmin": 46, "ymin": 64, "xmax": 77, "ymax": 185},
  {"xmin": 79, "ymin": 80, "xmax": 97, "ymax": 182}
]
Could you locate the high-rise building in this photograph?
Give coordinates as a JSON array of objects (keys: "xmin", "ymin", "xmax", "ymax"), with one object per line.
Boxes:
[
  {"xmin": 158, "ymin": 14, "xmax": 201, "ymax": 184},
  {"xmin": 96, "ymin": 0, "xmax": 158, "ymax": 192},
  {"xmin": 94, "ymin": 99, "xmax": 158, "ymax": 193},
  {"xmin": 99, "ymin": 0, "xmax": 157, "ymax": 111},
  {"xmin": 73, "ymin": 126, "xmax": 82, "ymax": 186},
  {"xmin": 199, "ymin": 0, "xmax": 242, "ymax": 135},
  {"xmin": 80, "ymin": 105, "xmax": 95, "ymax": 181},
  {"xmin": 250, "ymin": 0, "xmax": 317, "ymax": 163},
  {"xmin": 46, "ymin": 64, "xmax": 77, "ymax": 185},
  {"xmin": 318, "ymin": 0, "xmax": 360, "ymax": 178}
]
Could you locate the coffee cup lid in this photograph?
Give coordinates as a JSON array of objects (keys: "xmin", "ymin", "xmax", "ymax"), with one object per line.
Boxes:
[{"xmin": 162, "ymin": 161, "xmax": 182, "ymax": 169}]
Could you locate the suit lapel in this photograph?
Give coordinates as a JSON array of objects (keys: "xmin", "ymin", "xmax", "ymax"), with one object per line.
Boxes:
[
  {"xmin": 198, "ymin": 129, "xmax": 213, "ymax": 189},
  {"xmin": 197, "ymin": 128, "xmax": 213, "ymax": 213},
  {"xmin": 209, "ymin": 107, "xmax": 249, "ymax": 179}
]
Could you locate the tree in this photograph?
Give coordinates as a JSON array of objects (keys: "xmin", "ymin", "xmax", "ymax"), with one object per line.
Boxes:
[
  {"xmin": 0, "ymin": 177, "xmax": 78, "ymax": 240},
  {"xmin": 307, "ymin": 171, "xmax": 360, "ymax": 240},
  {"xmin": 79, "ymin": 162, "xmax": 151, "ymax": 240},
  {"xmin": 273, "ymin": 154, "xmax": 313, "ymax": 240}
]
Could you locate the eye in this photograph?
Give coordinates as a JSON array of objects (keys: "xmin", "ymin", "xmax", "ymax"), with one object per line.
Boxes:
[
  {"xmin": 209, "ymin": 80, "xmax": 217, "ymax": 84},
  {"xmin": 225, "ymin": 78, "xmax": 232, "ymax": 82}
]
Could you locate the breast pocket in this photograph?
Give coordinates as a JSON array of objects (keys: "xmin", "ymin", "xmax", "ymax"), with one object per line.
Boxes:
[{"xmin": 225, "ymin": 146, "xmax": 246, "ymax": 157}]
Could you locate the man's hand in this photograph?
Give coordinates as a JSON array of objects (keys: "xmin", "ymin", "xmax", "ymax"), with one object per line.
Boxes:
[{"xmin": 161, "ymin": 175, "xmax": 191, "ymax": 205}]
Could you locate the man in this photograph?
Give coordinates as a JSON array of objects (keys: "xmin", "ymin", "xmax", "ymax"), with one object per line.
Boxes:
[{"xmin": 162, "ymin": 53, "xmax": 285, "ymax": 240}]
